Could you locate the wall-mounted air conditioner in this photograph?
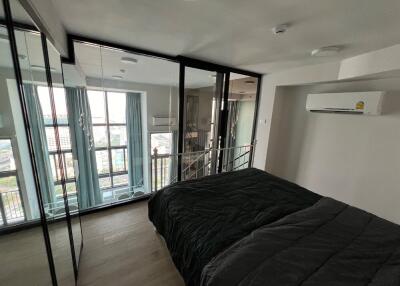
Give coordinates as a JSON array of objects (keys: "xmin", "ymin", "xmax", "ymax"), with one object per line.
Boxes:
[
  {"xmin": 152, "ymin": 116, "xmax": 176, "ymax": 126},
  {"xmin": 306, "ymin": 91, "xmax": 385, "ymax": 115}
]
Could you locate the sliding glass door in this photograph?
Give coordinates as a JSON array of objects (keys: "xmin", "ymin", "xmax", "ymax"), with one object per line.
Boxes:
[
  {"xmin": 179, "ymin": 63, "xmax": 260, "ymax": 181},
  {"xmin": 222, "ymin": 73, "xmax": 259, "ymax": 172},
  {"xmin": 181, "ymin": 67, "xmax": 224, "ymax": 180}
]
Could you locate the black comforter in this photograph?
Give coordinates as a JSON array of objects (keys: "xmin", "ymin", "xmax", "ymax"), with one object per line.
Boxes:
[{"xmin": 148, "ymin": 168, "xmax": 400, "ymax": 286}]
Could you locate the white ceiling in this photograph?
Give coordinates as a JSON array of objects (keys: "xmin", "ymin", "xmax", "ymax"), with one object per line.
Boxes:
[
  {"xmin": 0, "ymin": 27, "xmax": 62, "ymax": 75},
  {"xmin": 73, "ymin": 41, "xmax": 251, "ymax": 88},
  {"xmin": 52, "ymin": 0, "xmax": 400, "ymax": 74}
]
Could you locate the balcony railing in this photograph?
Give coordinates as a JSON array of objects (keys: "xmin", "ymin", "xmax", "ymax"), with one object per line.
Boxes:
[
  {"xmin": 151, "ymin": 144, "xmax": 254, "ymax": 192},
  {"xmin": 0, "ymin": 190, "xmax": 25, "ymax": 226}
]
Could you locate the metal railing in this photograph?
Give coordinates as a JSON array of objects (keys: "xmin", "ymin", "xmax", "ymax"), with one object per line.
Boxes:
[
  {"xmin": 0, "ymin": 190, "xmax": 25, "ymax": 226},
  {"xmin": 150, "ymin": 144, "xmax": 254, "ymax": 192}
]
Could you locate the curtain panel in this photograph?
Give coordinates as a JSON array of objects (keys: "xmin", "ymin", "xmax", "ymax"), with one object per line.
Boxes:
[
  {"xmin": 23, "ymin": 84, "xmax": 56, "ymax": 208},
  {"xmin": 66, "ymin": 87, "xmax": 102, "ymax": 209},
  {"xmin": 126, "ymin": 92, "xmax": 144, "ymax": 194}
]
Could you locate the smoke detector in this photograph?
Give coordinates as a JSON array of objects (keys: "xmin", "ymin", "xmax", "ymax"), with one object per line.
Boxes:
[
  {"xmin": 311, "ymin": 46, "xmax": 342, "ymax": 57},
  {"xmin": 272, "ymin": 24, "xmax": 289, "ymax": 35}
]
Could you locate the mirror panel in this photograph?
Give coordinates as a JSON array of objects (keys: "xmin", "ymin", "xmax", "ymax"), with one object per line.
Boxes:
[
  {"xmin": 9, "ymin": 0, "xmax": 77, "ymax": 285},
  {"xmin": 0, "ymin": 2, "xmax": 52, "ymax": 285}
]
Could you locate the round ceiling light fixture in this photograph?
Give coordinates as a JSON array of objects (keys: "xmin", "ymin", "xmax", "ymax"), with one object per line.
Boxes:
[
  {"xmin": 311, "ymin": 46, "xmax": 342, "ymax": 57},
  {"xmin": 31, "ymin": 65, "xmax": 56, "ymax": 72},
  {"xmin": 272, "ymin": 24, "xmax": 289, "ymax": 35},
  {"xmin": 121, "ymin": 57, "xmax": 138, "ymax": 64}
]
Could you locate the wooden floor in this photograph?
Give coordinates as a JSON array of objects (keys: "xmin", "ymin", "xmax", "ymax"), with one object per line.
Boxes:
[{"xmin": 77, "ymin": 201, "xmax": 185, "ymax": 286}]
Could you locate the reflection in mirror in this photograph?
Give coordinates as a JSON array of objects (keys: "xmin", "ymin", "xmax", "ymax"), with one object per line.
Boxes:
[
  {"xmin": 62, "ymin": 41, "xmax": 179, "ymax": 208},
  {"xmin": 10, "ymin": 0, "xmax": 76, "ymax": 284},
  {"xmin": 223, "ymin": 73, "xmax": 258, "ymax": 172},
  {"xmin": 0, "ymin": 13, "xmax": 52, "ymax": 286},
  {"xmin": 47, "ymin": 37, "xmax": 83, "ymax": 269},
  {"xmin": 183, "ymin": 68, "xmax": 223, "ymax": 180}
]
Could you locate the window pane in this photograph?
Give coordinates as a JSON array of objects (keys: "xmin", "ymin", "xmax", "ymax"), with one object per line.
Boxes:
[
  {"xmin": 37, "ymin": 86, "xmax": 53, "ymax": 125},
  {"xmin": 99, "ymin": 177, "xmax": 111, "ymax": 189},
  {"xmin": 59, "ymin": 127, "xmax": 72, "ymax": 150},
  {"xmin": 151, "ymin": 133, "xmax": 172, "ymax": 155},
  {"xmin": 49, "ymin": 154, "xmax": 58, "ymax": 181},
  {"xmin": 54, "ymin": 184, "xmax": 63, "ymax": 196},
  {"xmin": 46, "ymin": 127, "xmax": 71, "ymax": 151},
  {"xmin": 110, "ymin": 126, "xmax": 127, "ymax": 146},
  {"xmin": 37, "ymin": 86, "xmax": 70, "ymax": 126},
  {"xmin": 53, "ymin": 87, "xmax": 68, "ymax": 124},
  {"xmin": 107, "ymin": 92, "xmax": 126, "ymax": 123},
  {"xmin": 113, "ymin": 174, "xmax": 128, "ymax": 186},
  {"xmin": 0, "ymin": 176, "xmax": 18, "ymax": 192},
  {"xmin": 66, "ymin": 182, "xmax": 76, "ymax": 195},
  {"xmin": 93, "ymin": 126, "xmax": 108, "ymax": 148},
  {"xmin": 95, "ymin": 150, "xmax": 109, "ymax": 174},
  {"xmin": 112, "ymin": 149, "xmax": 125, "ymax": 172},
  {"xmin": 65, "ymin": 153, "xmax": 75, "ymax": 179},
  {"xmin": 0, "ymin": 139, "xmax": 16, "ymax": 171},
  {"xmin": 88, "ymin": 90, "xmax": 106, "ymax": 124}
]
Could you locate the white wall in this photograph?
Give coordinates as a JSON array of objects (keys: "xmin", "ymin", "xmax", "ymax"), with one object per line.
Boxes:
[
  {"xmin": 254, "ymin": 44, "xmax": 400, "ymax": 170},
  {"xmin": 86, "ymin": 77, "xmax": 179, "ymax": 133},
  {"xmin": 268, "ymin": 78, "xmax": 400, "ymax": 224}
]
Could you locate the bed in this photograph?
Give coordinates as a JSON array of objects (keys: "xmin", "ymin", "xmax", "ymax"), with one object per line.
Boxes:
[{"xmin": 148, "ymin": 168, "xmax": 400, "ymax": 286}]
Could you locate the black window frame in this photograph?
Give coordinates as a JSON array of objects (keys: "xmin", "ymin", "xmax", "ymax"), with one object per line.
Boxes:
[
  {"xmin": 37, "ymin": 86, "xmax": 78, "ymax": 199},
  {"xmin": 89, "ymin": 90, "xmax": 129, "ymax": 191}
]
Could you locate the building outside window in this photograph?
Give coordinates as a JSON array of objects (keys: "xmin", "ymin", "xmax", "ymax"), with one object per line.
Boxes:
[
  {"xmin": 0, "ymin": 139, "xmax": 25, "ymax": 226},
  {"xmin": 37, "ymin": 86, "xmax": 77, "ymax": 212},
  {"xmin": 87, "ymin": 90, "xmax": 129, "ymax": 200}
]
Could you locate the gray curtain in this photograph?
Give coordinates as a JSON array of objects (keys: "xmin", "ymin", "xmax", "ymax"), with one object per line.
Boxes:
[
  {"xmin": 126, "ymin": 92, "xmax": 144, "ymax": 191},
  {"xmin": 24, "ymin": 84, "xmax": 56, "ymax": 207},
  {"xmin": 66, "ymin": 87, "xmax": 102, "ymax": 209},
  {"xmin": 224, "ymin": 101, "xmax": 239, "ymax": 171}
]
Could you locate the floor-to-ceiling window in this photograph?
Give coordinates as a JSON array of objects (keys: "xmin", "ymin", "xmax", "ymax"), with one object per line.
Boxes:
[
  {"xmin": 62, "ymin": 40, "xmax": 180, "ymax": 207},
  {"xmin": 37, "ymin": 86, "xmax": 78, "ymax": 214},
  {"xmin": 0, "ymin": 139, "xmax": 25, "ymax": 225},
  {"xmin": 87, "ymin": 90, "xmax": 131, "ymax": 201}
]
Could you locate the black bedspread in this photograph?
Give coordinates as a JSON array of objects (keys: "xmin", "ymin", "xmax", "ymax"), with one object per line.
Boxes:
[
  {"xmin": 148, "ymin": 168, "xmax": 321, "ymax": 286},
  {"xmin": 201, "ymin": 197, "xmax": 400, "ymax": 286},
  {"xmin": 148, "ymin": 168, "xmax": 400, "ymax": 286}
]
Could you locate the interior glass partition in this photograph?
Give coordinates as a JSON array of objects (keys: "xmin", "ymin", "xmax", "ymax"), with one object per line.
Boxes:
[
  {"xmin": 12, "ymin": 15, "xmax": 76, "ymax": 286},
  {"xmin": 62, "ymin": 41, "xmax": 179, "ymax": 209},
  {"xmin": 0, "ymin": 0, "xmax": 83, "ymax": 285},
  {"xmin": 182, "ymin": 67, "xmax": 223, "ymax": 180},
  {"xmin": 0, "ymin": 1, "xmax": 52, "ymax": 286},
  {"xmin": 222, "ymin": 73, "xmax": 259, "ymax": 172}
]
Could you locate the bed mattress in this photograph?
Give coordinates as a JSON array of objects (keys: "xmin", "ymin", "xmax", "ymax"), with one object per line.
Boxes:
[{"xmin": 148, "ymin": 168, "xmax": 400, "ymax": 286}]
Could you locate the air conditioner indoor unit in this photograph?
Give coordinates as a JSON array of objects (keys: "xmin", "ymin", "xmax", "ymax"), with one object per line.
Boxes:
[
  {"xmin": 306, "ymin": 91, "xmax": 385, "ymax": 115},
  {"xmin": 152, "ymin": 116, "xmax": 176, "ymax": 126}
]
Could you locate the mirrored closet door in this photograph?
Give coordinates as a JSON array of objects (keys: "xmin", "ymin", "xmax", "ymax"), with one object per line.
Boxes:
[{"xmin": 0, "ymin": 0, "xmax": 82, "ymax": 285}]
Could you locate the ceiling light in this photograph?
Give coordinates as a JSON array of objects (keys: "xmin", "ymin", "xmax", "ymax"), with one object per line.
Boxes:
[
  {"xmin": 31, "ymin": 65, "xmax": 56, "ymax": 72},
  {"xmin": 121, "ymin": 57, "xmax": 138, "ymax": 64},
  {"xmin": 311, "ymin": 46, "xmax": 341, "ymax": 57},
  {"xmin": 112, "ymin": 75, "xmax": 123, "ymax": 80},
  {"xmin": 272, "ymin": 24, "xmax": 289, "ymax": 35}
]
